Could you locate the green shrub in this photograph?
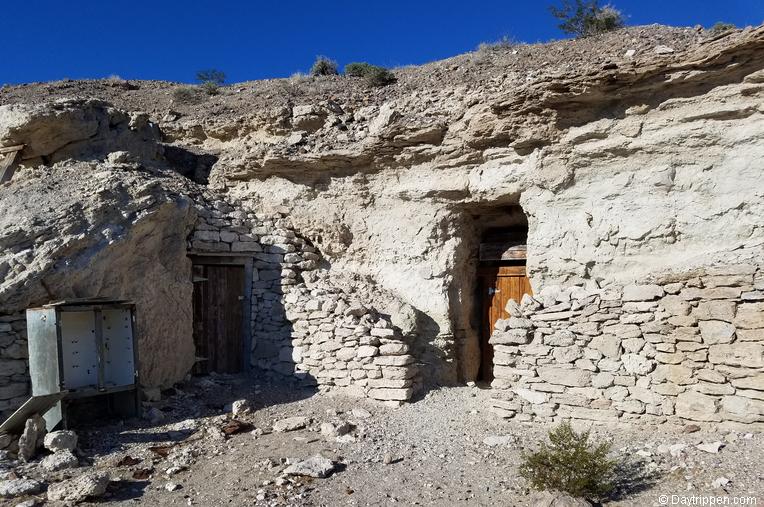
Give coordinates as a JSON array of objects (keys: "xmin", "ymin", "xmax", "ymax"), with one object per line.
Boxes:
[
  {"xmin": 310, "ymin": 56, "xmax": 339, "ymax": 77},
  {"xmin": 519, "ymin": 422, "xmax": 617, "ymax": 500},
  {"xmin": 196, "ymin": 69, "xmax": 226, "ymax": 85},
  {"xmin": 344, "ymin": 62, "xmax": 375, "ymax": 77},
  {"xmin": 172, "ymin": 86, "xmax": 202, "ymax": 104},
  {"xmin": 709, "ymin": 22, "xmax": 736, "ymax": 35},
  {"xmin": 344, "ymin": 62, "xmax": 396, "ymax": 87},
  {"xmin": 200, "ymin": 81, "xmax": 220, "ymax": 96},
  {"xmin": 550, "ymin": 0, "xmax": 625, "ymax": 38}
]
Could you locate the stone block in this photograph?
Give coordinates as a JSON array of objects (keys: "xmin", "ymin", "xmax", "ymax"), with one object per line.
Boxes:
[
  {"xmin": 537, "ymin": 366, "xmax": 591, "ymax": 387},
  {"xmin": 734, "ymin": 303, "xmax": 764, "ymax": 329},
  {"xmin": 698, "ymin": 321, "xmax": 736, "ymax": 345},
  {"xmin": 513, "ymin": 388, "xmax": 548, "ymax": 404},
  {"xmin": 622, "ymin": 284, "xmax": 664, "ymax": 302},
  {"xmin": 552, "ymin": 345, "xmax": 582, "ymax": 363},
  {"xmin": 708, "ymin": 342, "xmax": 764, "ymax": 368},
  {"xmin": 693, "ymin": 300, "xmax": 736, "ymax": 322},
  {"xmin": 622, "ymin": 354, "xmax": 655, "ymax": 374},
  {"xmin": 368, "ymin": 388, "xmax": 413, "ymax": 401},
  {"xmin": 489, "ymin": 329, "xmax": 529, "ymax": 345},
  {"xmin": 731, "ymin": 374, "xmax": 764, "ymax": 391},
  {"xmin": 544, "ymin": 330, "xmax": 576, "ymax": 346},
  {"xmin": 356, "ymin": 345, "xmax": 379, "ymax": 358},
  {"xmin": 737, "ymin": 329, "xmax": 763, "ymax": 341},
  {"xmin": 374, "ymin": 355, "xmax": 415, "ymax": 366},
  {"xmin": 379, "ymin": 343, "xmax": 408, "ymax": 355},
  {"xmin": 675, "ymin": 391, "xmax": 720, "ymax": 422},
  {"xmin": 588, "ymin": 334, "xmax": 621, "ymax": 358},
  {"xmin": 601, "ymin": 324, "xmax": 642, "ymax": 339},
  {"xmin": 659, "ymin": 295, "xmax": 691, "ymax": 316}
]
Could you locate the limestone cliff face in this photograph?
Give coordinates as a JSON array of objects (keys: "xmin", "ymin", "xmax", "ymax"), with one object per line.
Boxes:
[
  {"xmin": 197, "ymin": 27, "xmax": 764, "ymax": 382},
  {"xmin": 0, "ymin": 25, "xmax": 762, "ymax": 415}
]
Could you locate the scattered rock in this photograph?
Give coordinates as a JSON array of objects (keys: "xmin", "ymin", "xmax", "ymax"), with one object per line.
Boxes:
[
  {"xmin": 40, "ymin": 449, "xmax": 79, "ymax": 471},
  {"xmin": 272, "ymin": 416, "xmax": 310, "ymax": 433},
  {"xmin": 145, "ymin": 407, "xmax": 165, "ymax": 425},
  {"xmin": 712, "ymin": 477, "xmax": 730, "ymax": 489},
  {"xmin": 382, "ymin": 453, "xmax": 393, "ymax": 465},
  {"xmin": 669, "ymin": 443, "xmax": 688, "ymax": 457},
  {"xmin": 351, "ymin": 408, "xmax": 372, "ymax": 419},
  {"xmin": 0, "ymin": 479, "xmax": 43, "ymax": 498},
  {"xmin": 654, "ymin": 45, "xmax": 675, "ymax": 54},
  {"xmin": 164, "ymin": 482, "xmax": 181, "ymax": 492},
  {"xmin": 696, "ymin": 441, "xmax": 724, "ymax": 454},
  {"xmin": 283, "ymin": 455, "xmax": 336, "ymax": 478},
  {"xmin": 18, "ymin": 415, "xmax": 45, "ymax": 462},
  {"xmin": 681, "ymin": 424, "xmax": 701, "ymax": 434},
  {"xmin": 482, "ymin": 435, "xmax": 516, "ymax": 447},
  {"xmin": 48, "ymin": 471, "xmax": 110, "ymax": 503},
  {"xmin": 231, "ymin": 399, "xmax": 252, "ymax": 416},
  {"xmin": 44, "ymin": 430, "xmax": 78, "ymax": 452}
]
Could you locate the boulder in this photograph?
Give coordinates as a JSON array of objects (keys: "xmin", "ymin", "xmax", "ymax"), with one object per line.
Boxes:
[
  {"xmin": 18, "ymin": 414, "xmax": 45, "ymax": 462},
  {"xmin": 40, "ymin": 449, "xmax": 79, "ymax": 471},
  {"xmin": 44, "ymin": 430, "xmax": 78, "ymax": 452},
  {"xmin": 272, "ymin": 416, "xmax": 310, "ymax": 432},
  {"xmin": 0, "ymin": 479, "xmax": 43, "ymax": 498},
  {"xmin": 47, "ymin": 472, "xmax": 110, "ymax": 503},
  {"xmin": 283, "ymin": 455, "xmax": 336, "ymax": 478}
]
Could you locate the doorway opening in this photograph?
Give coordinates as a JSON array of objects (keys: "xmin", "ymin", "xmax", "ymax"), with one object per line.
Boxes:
[
  {"xmin": 190, "ymin": 256, "xmax": 253, "ymax": 374},
  {"xmin": 475, "ymin": 221, "xmax": 532, "ymax": 383}
]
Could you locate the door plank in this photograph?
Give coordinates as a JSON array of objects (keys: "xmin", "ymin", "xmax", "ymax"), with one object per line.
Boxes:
[
  {"xmin": 192, "ymin": 264, "xmax": 245, "ymax": 374},
  {"xmin": 478, "ymin": 265, "xmax": 533, "ymax": 382}
]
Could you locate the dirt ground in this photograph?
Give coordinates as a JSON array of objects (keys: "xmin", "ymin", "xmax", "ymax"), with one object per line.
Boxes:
[{"xmin": 6, "ymin": 373, "xmax": 762, "ymax": 506}]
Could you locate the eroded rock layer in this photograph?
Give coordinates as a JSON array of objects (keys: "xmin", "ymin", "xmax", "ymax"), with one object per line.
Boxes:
[{"xmin": 0, "ymin": 25, "xmax": 762, "ymax": 425}]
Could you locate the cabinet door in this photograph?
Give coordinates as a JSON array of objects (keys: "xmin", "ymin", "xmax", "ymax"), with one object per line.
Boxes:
[{"xmin": 60, "ymin": 311, "xmax": 98, "ymax": 389}]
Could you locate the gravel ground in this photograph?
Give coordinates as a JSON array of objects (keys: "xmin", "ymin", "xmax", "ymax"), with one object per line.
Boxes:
[{"xmin": 4, "ymin": 373, "xmax": 761, "ymax": 506}]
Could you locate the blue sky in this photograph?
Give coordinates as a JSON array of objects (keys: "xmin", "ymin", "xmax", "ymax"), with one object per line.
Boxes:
[{"xmin": 2, "ymin": 0, "xmax": 762, "ymax": 85}]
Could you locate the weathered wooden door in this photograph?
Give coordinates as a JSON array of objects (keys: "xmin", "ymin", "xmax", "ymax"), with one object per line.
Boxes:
[
  {"xmin": 478, "ymin": 265, "xmax": 532, "ymax": 381},
  {"xmin": 192, "ymin": 264, "xmax": 246, "ymax": 374}
]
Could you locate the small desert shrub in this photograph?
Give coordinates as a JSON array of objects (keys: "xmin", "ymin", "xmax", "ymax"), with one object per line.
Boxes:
[
  {"xmin": 344, "ymin": 62, "xmax": 396, "ymax": 87},
  {"xmin": 709, "ymin": 22, "xmax": 736, "ymax": 35},
  {"xmin": 519, "ymin": 422, "xmax": 617, "ymax": 500},
  {"xmin": 550, "ymin": 0, "xmax": 625, "ymax": 38},
  {"xmin": 200, "ymin": 81, "xmax": 220, "ymax": 96},
  {"xmin": 310, "ymin": 56, "xmax": 339, "ymax": 76},
  {"xmin": 172, "ymin": 86, "xmax": 202, "ymax": 104},
  {"xmin": 476, "ymin": 35, "xmax": 517, "ymax": 52}
]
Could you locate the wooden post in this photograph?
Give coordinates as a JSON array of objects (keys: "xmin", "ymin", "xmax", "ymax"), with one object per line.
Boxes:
[{"xmin": 0, "ymin": 145, "xmax": 24, "ymax": 184}]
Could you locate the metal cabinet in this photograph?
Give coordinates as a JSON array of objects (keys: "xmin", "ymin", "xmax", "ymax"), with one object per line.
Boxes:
[{"xmin": 25, "ymin": 299, "xmax": 140, "ymax": 429}]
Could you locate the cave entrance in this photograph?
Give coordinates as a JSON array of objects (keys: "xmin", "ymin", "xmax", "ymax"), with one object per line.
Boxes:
[{"xmin": 475, "ymin": 223, "xmax": 532, "ymax": 383}]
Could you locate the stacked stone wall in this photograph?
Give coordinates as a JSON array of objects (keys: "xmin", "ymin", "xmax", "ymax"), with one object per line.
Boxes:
[
  {"xmin": 489, "ymin": 264, "xmax": 764, "ymax": 426},
  {"xmin": 0, "ymin": 313, "xmax": 28, "ymax": 420},
  {"xmin": 189, "ymin": 198, "xmax": 418, "ymax": 405}
]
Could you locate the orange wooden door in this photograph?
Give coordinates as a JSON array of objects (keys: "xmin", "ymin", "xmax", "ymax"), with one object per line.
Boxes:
[{"xmin": 478, "ymin": 265, "xmax": 532, "ymax": 381}]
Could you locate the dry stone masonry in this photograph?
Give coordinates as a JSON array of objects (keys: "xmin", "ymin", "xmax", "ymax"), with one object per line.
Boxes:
[
  {"xmin": 489, "ymin": 264, "xmax": 764, "ymax": 426},
  {"xmin": 188, "ymin": 199, "xmax": 418, "ymax": 405}
]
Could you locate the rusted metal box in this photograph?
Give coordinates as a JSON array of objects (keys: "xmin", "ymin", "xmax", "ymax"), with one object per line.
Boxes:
[{"xmin": 25, "ymin": 298, "xmax": 140, "ymax": 429}]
